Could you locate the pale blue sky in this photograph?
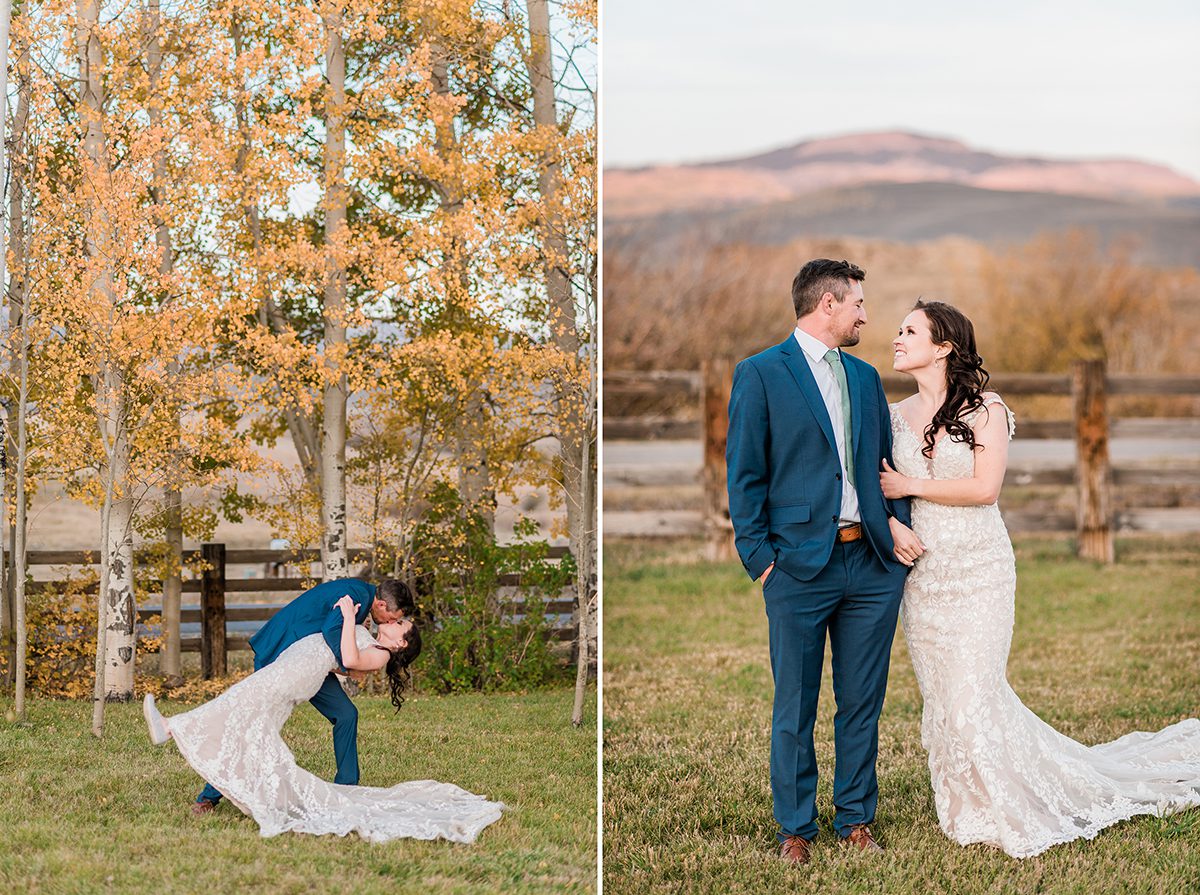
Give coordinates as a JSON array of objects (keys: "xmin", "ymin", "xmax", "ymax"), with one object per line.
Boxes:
[{"xmin": 603, "ymin": 1, "xmax": 1200, "ymax": 179}]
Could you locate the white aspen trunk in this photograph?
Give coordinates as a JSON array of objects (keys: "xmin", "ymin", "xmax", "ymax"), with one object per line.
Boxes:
[
  {"xmin": 525, "ymin": 0, "xmax": 595, "ymax": 719},
  {"xmin": 0, "ymin": 478, "xmax": 9, "ymax": 688},
  {"xmin": 0, "ymin": 0, "xmax": 10, "ymax": 296},
  {"xmin": 320, "ymin": 12, "xmax": 348, "ymax": 580},
  {"xmin": 102, "ymin": 377, "xmax": 136, "ymax": 701},
  {"xmin": 572, "ymin": 324, "xmax": 598, "ymax": 727},
  {"xmin": 13, "ymin": 267, "xmax": 29, "ymax": 717},
  {"xmin": 79, "ymin": 0, "xmax": 135, "ymax": 702},
  {"xmin": 525, "ymin": 0, "xmax": 577, "ymax": 357},
  {"xmin": 147, "ymin": 0, "xmax": 182, "ymax": 682},
  {"xmin": 102, "ymin": 514, "xmax": 137, "ymax": 700},
  {"xmin": 0, "ymin": 2, "xmax": 21, "ymax": 689},
  {"xmin": 92, "ymin": 449, "xmax": 115, "ymax": 735},
  {"xmin": 573, "ymin": 182, "xmax": 600, "ymax": 727},
  {"xmin": 6, "ymin": 19, "xmax": 31, "ymax": 713}
]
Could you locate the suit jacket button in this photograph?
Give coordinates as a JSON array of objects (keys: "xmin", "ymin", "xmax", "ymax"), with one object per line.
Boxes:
[
  {"xmin": 835, "ymin": 473, "xmax": 842, "ymax": 481},
  {"xmin": 831, "ymin": 515, "xmax": 838, "ymax": 522}
]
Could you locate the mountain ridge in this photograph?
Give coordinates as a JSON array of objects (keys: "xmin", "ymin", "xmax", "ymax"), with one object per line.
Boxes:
[
  {"xmin": 604, "ymin": 180, "xmax": 1200, "ymax": 270},
  {"xmin": 605, "ymin": 131, "xmax": 1200, "ymax": 221}
]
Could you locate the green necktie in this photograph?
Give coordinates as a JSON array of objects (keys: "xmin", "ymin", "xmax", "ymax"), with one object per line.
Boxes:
[{"xmin": 824, "ymin": 349, "xmax": 855, "ymax": 486}]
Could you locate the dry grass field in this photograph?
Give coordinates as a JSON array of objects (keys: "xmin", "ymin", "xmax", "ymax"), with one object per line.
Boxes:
[
  {"xmin": 603, "ymin": 535, "xmax": 1200, "ymax": 895},
  {"xmin": 1, "ymin": 686, "xmax": 597, "ymax": 894}
]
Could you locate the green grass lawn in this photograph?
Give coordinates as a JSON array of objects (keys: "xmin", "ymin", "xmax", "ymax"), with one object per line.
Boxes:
[
  {"xmin": 603, "ymin": 536, "xmax": 1200, "ymax": 895},
  {"xmin": 0, "ymin": 686, "xmax": 596, "ymax": 894}
]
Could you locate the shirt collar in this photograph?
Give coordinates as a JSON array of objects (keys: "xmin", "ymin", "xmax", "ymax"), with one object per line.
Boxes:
[{"xmin": 793, "ymin": 326, "xmax": 838, "ymax": 365}]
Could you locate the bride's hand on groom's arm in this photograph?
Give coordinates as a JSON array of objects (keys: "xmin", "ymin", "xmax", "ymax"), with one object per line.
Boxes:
[
  {"xmin": 335, "ymin": 595, "xmax": 360, "ymax": 618},
  {"xmin": 888, "ymin": 516, "xmax": 925, "ymax": 567},
  {"xmin": 879, "ymin": 459, "xmax": 913, "ymax": 499}
]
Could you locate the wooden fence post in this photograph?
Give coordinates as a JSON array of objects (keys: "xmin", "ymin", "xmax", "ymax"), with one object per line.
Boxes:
[
  {"xmin": 1073, "ymin": 360, "xmax": 1114, "ymax": 563},
  {"xmin": 703, "ymin": 358, "xmax": 735, "ymax": 561},
  {"xmin": 200, "ymin": 542, "xmax": 227, "ymax": 678}
]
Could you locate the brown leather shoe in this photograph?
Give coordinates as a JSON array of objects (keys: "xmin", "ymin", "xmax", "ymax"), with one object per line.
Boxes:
[
  {"xmin": 779, "ymin": 834, "xmax": 813, "ymax": 864},
  {"xmin": 841, "ymin": 824, "xmax": 883, "ymax": 853},
  {"xmin": 190, "ymin": 799, "xmax": 218, "ymax": 817}
]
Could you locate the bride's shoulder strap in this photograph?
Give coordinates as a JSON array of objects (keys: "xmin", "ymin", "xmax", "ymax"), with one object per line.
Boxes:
[{"xmin": 974, "ymin": 391, "xmax": 1016, "ymax": 439}]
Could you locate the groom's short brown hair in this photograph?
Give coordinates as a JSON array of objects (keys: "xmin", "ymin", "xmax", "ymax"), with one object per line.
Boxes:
[
  {"xmin": 377, "ymin": 579, "xmax": 416, "ymax": 616},
  {"xmin": 792, "ymin": 259, "xmax": 865, "ymax": 318}
]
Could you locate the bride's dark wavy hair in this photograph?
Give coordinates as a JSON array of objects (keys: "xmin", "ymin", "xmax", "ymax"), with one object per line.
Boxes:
[
  {"xmin": 912, "ymin": 299, "xmax": 991, "ymax": 459},
  {"xmin": 385, "ymin": 626, "xmax": 422, "ymax": 712}
]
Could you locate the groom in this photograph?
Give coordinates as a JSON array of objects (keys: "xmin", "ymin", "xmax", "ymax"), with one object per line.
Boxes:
[
  {"xmin": 191, "ymin": 576, "xmax": 416, "ymax": 815},
  {"xmin": 726, "ymin": 259, "xmax": 923, "ymax": 863}
]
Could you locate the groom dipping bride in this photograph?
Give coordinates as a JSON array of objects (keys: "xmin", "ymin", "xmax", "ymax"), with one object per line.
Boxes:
[
  {"xmin": 143, "ymin": 576, "xmax": 506, "ymax": 843},
  {"xmin": 726, "ymin": 259, "xmax": 1200, "ymax": 863}
]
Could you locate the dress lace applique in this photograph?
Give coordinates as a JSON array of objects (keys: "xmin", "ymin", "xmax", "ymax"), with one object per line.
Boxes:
[
  {"xmin": 891, "ymin": 396, "xmax": 1200, "ymax": 858},
  {"xmin": 166, "ymin": 627, "xmax": 504, "ymax": 843}
]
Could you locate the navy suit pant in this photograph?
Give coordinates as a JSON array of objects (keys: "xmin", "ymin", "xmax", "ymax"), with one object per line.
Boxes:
[
  {"xmin": 196, "ymin": 672, "xmax": 360, "ymax": 804},
  {"xmin": 762, "ymin": 538, "xmax": 906, "ymax": 841}
]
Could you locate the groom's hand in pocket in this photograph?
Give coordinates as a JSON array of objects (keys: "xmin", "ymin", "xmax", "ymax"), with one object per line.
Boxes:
[
  {"xmin": 759, "ymin": 563, "xmax": 775, "ymax": 585},
  {"xmin": 889, "ymin": 517, "xmax": 925, "ymax": 566}
]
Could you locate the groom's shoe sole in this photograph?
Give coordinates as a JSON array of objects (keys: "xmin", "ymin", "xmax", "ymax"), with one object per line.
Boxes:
[{"xmin": 780, "ymin": 835, "xmax": 813, "ymax": 864}]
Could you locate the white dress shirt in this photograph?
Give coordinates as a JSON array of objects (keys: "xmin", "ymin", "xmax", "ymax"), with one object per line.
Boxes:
[{"xmin": 793, "ymin": 327, "xmax": 861, "ymax": 524}]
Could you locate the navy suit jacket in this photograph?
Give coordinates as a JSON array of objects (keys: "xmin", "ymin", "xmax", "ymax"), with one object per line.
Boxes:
[
  {"xmin": 726, "ymin": 335, "xmax": 911, "ymax": 583},
  {"xmin": 248, "ymin": 578, "xmax": 376, "ymax": 672}
]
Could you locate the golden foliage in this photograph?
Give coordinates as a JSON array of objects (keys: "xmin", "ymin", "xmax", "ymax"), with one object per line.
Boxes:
[
  {"xmin": 4, "ymin": 0, "xmax": 595, "ymax": 697},
  {"xmin": 0, "ymin": 573, "xmax": 162, "ymax": 700}
]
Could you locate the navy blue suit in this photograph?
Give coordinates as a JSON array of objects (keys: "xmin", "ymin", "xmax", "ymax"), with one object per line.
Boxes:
[
  {"xmin": 726, "ymin": 334, "xmax": 911, "ymax": 841},
  {"xmin": 197, "ymin": 578, "xmax": 377, "ymax": 805}
]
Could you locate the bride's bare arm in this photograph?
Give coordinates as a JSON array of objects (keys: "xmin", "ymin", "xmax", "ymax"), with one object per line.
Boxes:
[
  {"xmin": 880, "ymin": 402, "xmax": 1010, "ymax": 506},
  {"xmin": 335, "ymin": 596, "xmax": 390, "ymax": 672}
]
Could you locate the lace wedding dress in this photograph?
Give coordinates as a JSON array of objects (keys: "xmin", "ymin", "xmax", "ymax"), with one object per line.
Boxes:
[
  {"xmin": 891, "ymin": 396, "xmax": 1200, "ymax": 858},
  {"xmin": 162, "ymin": 627, "xmax": 504, "ymax": 843}
]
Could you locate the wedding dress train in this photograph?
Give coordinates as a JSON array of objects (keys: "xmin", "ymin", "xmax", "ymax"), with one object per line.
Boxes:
[
  {"xmin": 153, "ymin": 627, "xmax": 504, "ymax": 843},
  {"xmin": 892, "ymin": 397, "xmax": 1200, "ymax": 857}
]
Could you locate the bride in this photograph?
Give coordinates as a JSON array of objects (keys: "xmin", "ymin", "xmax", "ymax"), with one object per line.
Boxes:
[
  {"xmin": 143, "ymin": 594, "xmax": 504, "ymax": 843},
  {"xmin": 879, "ymin": 299, "xmax": 1200, "ymax": 858}
]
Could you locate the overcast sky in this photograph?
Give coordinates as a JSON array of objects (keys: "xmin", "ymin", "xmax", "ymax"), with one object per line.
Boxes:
[{"xmin": 602, "ymin": 1, "xmax": 1200, "ymax": 180}]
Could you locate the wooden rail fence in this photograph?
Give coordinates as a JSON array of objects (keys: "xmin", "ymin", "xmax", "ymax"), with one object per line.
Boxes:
[
  {"xmin": 605, "ymin": 361, "xmax": 1200, "ymax": 563},
  {"xmin": 28, "ymin": 544, "xmax": 575, "ymax": 678}
]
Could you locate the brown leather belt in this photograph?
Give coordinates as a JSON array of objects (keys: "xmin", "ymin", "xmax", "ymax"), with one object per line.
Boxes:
[{"xmin": 836, "ymin": 523, "xmax": 863, "ymax": 543}]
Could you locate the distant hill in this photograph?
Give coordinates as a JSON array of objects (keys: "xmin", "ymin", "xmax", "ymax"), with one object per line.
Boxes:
[
  {"xmin": 605, "ymin": 181, "xmax": 1200, "ymax": 269},
  {"xmin": 607, "ymin": 131, "xmax": 1200, "ymax": 219},
  {"xmin": 604, "ymin": 133, "xmax": 1200, "ymax": 269}
]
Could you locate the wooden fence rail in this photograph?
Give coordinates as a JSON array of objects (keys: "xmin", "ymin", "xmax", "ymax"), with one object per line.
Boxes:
[
  {"xmin": 28, "ymin": 544, "xmax": 575, "ymax": 678},
  {"xmin": 606, "ymin": 363, "xmax": 1200, "ymax": 563}
]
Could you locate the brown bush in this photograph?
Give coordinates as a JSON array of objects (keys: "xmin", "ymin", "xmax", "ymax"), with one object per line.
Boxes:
[
  {"xmin": 604, "ymin": 229, "xmax": 1200, "ymax": 416},
  {"xmin": 0, "ymin": 572, "xmax": 164, "ymax": 699}
]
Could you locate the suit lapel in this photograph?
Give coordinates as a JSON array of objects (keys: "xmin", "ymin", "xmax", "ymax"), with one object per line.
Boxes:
[{"xmin": 779, "ymin": 337, "xmax": 839, "ymax": 456}]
